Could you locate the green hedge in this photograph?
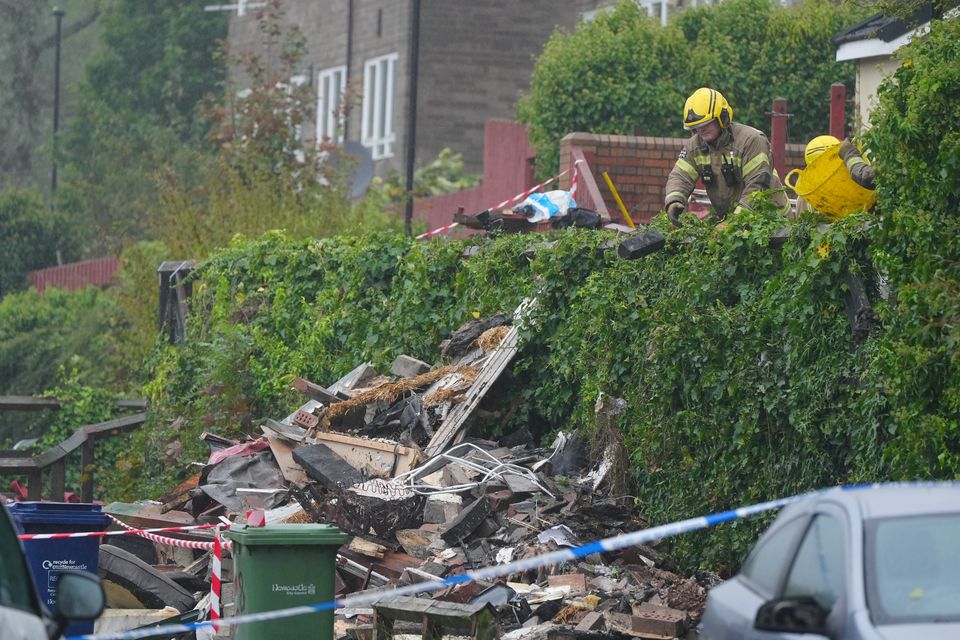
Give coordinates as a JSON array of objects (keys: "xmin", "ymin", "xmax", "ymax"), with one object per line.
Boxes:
[
  {"xmin": 118, "ymin": 203, "xmax": 896, "ymax": 568},
  {"xmin": 105, "ymin": 10, "xmax": 959, "ymax": 570}
]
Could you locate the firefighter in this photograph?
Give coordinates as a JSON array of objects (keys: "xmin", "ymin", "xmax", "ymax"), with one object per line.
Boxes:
[
  {"xmin": 804, "ymin": 135, "xmax": 875, "ymax": 189},
  {"xmin": 665, "ymin": 88, "xmax": 790, "ymax": 226},
  {"xmin": 794, "ymin": 135, "xmax": 875, "ymax": 216}
]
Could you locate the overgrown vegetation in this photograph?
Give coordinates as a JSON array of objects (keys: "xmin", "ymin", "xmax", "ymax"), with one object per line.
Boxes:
[
  {"xmin": 4, "ymin": 0, "xmax": 959, "ymax": 576},
  {"xmin": 109, "ymin": 205, "xmax": 890, "ymax": 569},
  {"xmin": 0, "ymin": 189, "xmax": 76, "ymax": 296},
  {"xmin": 518, "ymin": 0, "xmax": 868, "ymax": 176},
  {"xmin": 58, "ymin": 0, "xmax": 227, "ymax": 252},
  {"xmin": 864, "ymin": 14, "xmax": 960, "ymax": 479}
]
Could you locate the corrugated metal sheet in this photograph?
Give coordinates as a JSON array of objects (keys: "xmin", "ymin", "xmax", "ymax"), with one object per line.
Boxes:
[{"xmin": 27, "ymin": 257, "xmax": 120, "ymax": 294}]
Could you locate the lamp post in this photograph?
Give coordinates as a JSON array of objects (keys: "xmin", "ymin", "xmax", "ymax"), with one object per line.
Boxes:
[{"xmin": 51, "ymin": 7, "xmax": 65, "ymax": 196}]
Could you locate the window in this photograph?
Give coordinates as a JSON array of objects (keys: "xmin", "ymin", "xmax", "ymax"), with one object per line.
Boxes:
[
  {"xmin": 740, "ymin": 516, "xmax": 807, "ymax": 596},
  {"xmin": 783, "ymin": 514, "xmax": 845, "ymax": 610},
  {"xmin": 867, "ymin": 514, "xmax": 960, "ymax": 624},
  {"xmin": 317, "ymin": 65, "xmax": 346, "ymax": 144},
  {"xmin": 287, "ymin": 74, "xmax": 308, "ymax": 146},
  {"xmin": 361, "ymin": 53, "xmax": 397, "ymax": 159}
]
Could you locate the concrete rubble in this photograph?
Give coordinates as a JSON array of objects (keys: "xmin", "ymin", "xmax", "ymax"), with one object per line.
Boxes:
[{"xmin": 102, "ymin": 303, "xmax": 717, "ymax": 638}]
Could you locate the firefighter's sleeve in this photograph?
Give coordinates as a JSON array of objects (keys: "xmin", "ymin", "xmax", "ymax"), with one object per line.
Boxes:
[
  {"xmin": 839, "ymin": 138, "xmax": 876, "ymax": 190},
  {"xmin": 665, "ymin": 143, "xmax": 698, "ymax": 209},
  {"xmin": 737, "ymin": 134, "xmax": 775, "ymax": 211}
]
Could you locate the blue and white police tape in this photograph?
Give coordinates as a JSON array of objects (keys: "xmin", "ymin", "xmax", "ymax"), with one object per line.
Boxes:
[{"xmin": 66, "ymin": 481, "xmax": 955, "ymax": 640}]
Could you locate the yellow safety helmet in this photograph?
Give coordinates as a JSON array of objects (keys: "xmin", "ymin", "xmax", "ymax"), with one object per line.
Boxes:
[
  {"xmin": 683, "ymin": 88, "xmax": 734, "ymax": 131},
  {"xmin": 804, "ymin": 135, "xmax": 841, "ymax": 165}
]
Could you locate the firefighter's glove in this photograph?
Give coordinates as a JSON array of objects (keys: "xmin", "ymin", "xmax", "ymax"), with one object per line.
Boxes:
[
  {"xmin": 667, "ymin": 202, "xmax": 685, "ymax": 227},
  {"xmin": 839, "ymin": 138, "xmax": 858, "ymax": 163}
]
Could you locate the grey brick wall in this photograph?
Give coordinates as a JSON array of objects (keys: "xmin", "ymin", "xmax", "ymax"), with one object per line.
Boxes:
[
  {"xmin": 225, "ymin": 0, "xmax": 613, "ymax": 177},
  {"xmin": 417, "ymin": 0, "xmax": 605, "ymax": 173}
]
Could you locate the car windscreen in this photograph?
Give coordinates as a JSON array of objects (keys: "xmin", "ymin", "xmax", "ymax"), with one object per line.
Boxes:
[{"xmin": 865, "ymin": 513, "xmax": 960, "ymax": 625}]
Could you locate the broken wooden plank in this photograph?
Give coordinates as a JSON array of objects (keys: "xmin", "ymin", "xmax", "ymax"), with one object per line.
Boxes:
[
  {"xmin": 347, "ymin": 537, "xmax": 388, "ymax": 559},
  {"xmin": 266, "ymin": 436, "xmax": 311, "ymax": 486},
  {"xmin": 292, "ymin": 443, "xmax": 365, "ymax": 491},
  {"xmin": 312, "ymin": 431, "xmax": 416, "ymax": 477},
  {"xmin": 292, "ymin": 377, "xmax": 342, "ymax": 404},
  {"xmin": 426, "ymin": 299, "xmax": 537, "ymax": 458}
]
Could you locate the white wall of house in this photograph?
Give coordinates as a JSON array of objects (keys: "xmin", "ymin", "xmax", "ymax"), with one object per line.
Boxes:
[{"xmin": 854, "ymin": 56, "xmax": 901, "ymax": 129}]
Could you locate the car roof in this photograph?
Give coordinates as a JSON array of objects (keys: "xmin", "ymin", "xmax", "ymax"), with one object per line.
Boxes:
[{"xmin": 809, "ymin": 483, "xmax": 960, "ymax": 520}]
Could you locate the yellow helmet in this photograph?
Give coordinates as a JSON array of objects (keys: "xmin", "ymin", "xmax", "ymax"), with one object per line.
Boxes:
[
  {"xmin": 804, "ymin": 135, "xmax": 840, "ymax": 165},
  {"xmin": 683, "ymin": 87, "xmax": 734, "ymax": 130}
]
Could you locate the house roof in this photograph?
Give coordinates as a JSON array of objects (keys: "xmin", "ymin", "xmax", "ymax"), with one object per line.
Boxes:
[
  {"xmin": 833, "ymin": 5, "xmax": 933, "ymax": 62},
  {"xmin": 833, "ymin": 5, "xmax": 932, "ymax": 46}
]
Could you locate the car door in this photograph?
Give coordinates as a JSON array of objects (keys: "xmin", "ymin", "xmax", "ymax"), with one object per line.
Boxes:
[
  {"xmin": 0, "ymin": 504, "xmax": 49, "ymax": 640},
  {"xmin": 701, "ymin": 513, "xmax": 810, "ymax": 640},
  {"xmin": 781, "ymin": 508, "xmax": 847, "ymax": 612}
]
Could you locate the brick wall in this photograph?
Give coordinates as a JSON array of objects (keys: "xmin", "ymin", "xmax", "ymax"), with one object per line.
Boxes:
[
  {"xmin": 225, "ymin": 0, "xmax": 614, "ymax": 179},
  {"xmin": 413, "ymin": 119, "xmax": 535, "ymax": 231},
  {"xmin": 560, "ymin": 133, "xmax": 806, "ymax": 224}
]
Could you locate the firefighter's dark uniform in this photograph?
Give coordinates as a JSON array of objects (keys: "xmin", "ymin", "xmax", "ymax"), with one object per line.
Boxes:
[
  {"xmin": 839, "ymin": 138, "xmax": 875, "ymax": 190},
  {"xmin": 665, "ymin": 122, "xmax": 790, "ymax": 219}
]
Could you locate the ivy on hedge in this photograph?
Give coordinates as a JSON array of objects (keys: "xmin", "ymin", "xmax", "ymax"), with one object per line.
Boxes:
[
  {"xmin": 104, "ymin": 8, "xmax": 960, "ymax": 572},
  {"xmin": 119, "ymin": 203, "xmax": 902, "ymax": 569}
]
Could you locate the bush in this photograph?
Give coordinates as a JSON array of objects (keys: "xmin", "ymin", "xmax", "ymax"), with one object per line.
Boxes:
[
  {"xmin": 865, "ymin": 15, "xmax": 960, "ymax": 478},
  {"xmin": 0, "ymin": 189, "xmax": 75, "ymax": 296},
  {"xmin": 518, "ymin": 0, "xmax": 867, "ymax": 176},
  {"xmin": 122, "ymin": 207, "xmax": 893, "ymax": 570}
]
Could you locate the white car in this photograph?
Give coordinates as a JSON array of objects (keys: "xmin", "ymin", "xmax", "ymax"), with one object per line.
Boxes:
[{"xmin": 700, "ymin": 483, "xmax": 960, "ymax": 640}]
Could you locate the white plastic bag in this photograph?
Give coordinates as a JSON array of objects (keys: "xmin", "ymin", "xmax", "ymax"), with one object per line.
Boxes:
[{"xmin": 515, "ymin": 190, "xmax": 576, "ymax": 223}]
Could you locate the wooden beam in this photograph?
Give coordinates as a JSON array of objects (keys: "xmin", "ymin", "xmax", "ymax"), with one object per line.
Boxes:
[
  {"xmin": 80, "ymin": 440, "xmax": 95, "ymax": 503},
  {"xmin": 50, "ymin": 460, "xmax": 66, "ymax": 502},
  {"xmin": 425, "ymin": 299, "xmax": 536, "ymax": 457},
  {"xmin": 0, "ymin": 396, "xmax": 60, "ymax": 411},
  {"xmin": 0, "ymin": 396, "xmax": 147, "ymax": 412},
  {"xmin": 292, "ymin": 377, "xmax": 342, "ymax": 404},
  {"xmin": 27, "ymin": 469, "xmax": 41, "ymax": 501}
]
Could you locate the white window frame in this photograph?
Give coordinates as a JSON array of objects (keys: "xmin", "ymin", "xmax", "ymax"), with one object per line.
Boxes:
[
  {"xmin": 287, "ymin": 74, "xmax": 308, "ymax": 146},
  {"xmin": 317, "ymin": 65, "xmax": 347, "ymax": 144},
  {"xmin": 361, "ymin": 53, "xmax": 398, "ymax": 160}
]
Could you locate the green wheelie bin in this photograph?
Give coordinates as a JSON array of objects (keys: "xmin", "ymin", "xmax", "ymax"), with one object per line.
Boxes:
[{"xmin": 225, "ymin": 523, "xmax": 347, "ymax": 640}]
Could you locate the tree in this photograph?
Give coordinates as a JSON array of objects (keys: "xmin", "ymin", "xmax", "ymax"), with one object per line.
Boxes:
[
  {"xmin": 0, "ymin": 0, "xmax": 103, "ymax": 192},
  {"xmin": 518, "ymin": 0, "xmax": 868, "ymax": 176},
  {"xmin": 0, "ymin": 189, "xmax": 75, "ymax": 296},
  {"xmin": 58, "ymin": 0, "xmax": 227, "ymax": 252},
  {"xmin": 151, "ymin": 2, "xmax": 399, "ymax": 259}
]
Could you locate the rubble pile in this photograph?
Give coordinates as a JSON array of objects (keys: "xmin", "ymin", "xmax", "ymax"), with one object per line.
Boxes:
[{"xmin": 104, "ymin": 306, "xmax": 717, "ymax": 638}]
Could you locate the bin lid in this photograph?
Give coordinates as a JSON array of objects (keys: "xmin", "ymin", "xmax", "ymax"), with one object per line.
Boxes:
[
  {"xmin": 8, "ymin": 502, "xmax": 109, "ymax": 525},
  {"xmin": 224, "ymin": 523, "xmax": 348, "ymax": 546}
]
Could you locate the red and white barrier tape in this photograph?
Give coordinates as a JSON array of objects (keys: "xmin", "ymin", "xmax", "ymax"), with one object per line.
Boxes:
[
  {"xmin": 416, "ymin": 167, "xmax": 577, "ymax": 241},
  {"xmin": 415, "ymin": 221, "xmax": 460, "ymax": 240},
  {"xmin": 105, "ymin": 514, "xmax": 232, "ymax": 551},
  {"xmin": 210, "ymin": 527, "xmax": 223, "ymax": 630},
  {"xmin": 569, "ymin": 159, "xmax": 583, "ymax": 202},
  {"xmin": 490, "ymin": 168, "xmax": 571, "ymax": 212},
  {"xmin": 18, "ymin": 519, "xmax": 220, "ymax": 542}
]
